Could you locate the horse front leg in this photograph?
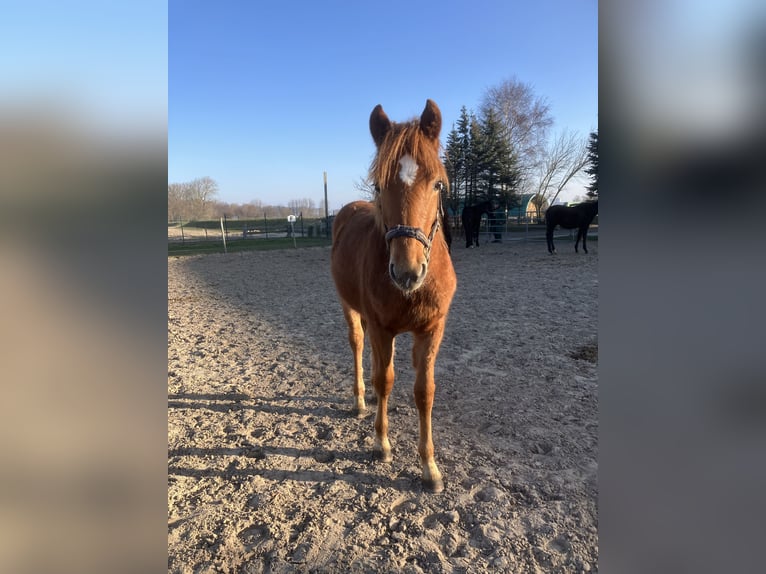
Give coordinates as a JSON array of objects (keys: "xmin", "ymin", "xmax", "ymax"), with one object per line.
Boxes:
[
  {"xmin": 368, "ymin": 327, "xmax": 395, "ymax": 462},
  {"xmin": 412, "ymin": 322, "xmax": 446, "ymax": 493},
  {"xmin": 582, "ymin": 227, "xmax": 588, "ymax": 253},
  {"xmin": 342, "ymin": 304, "xmax": 366, "ymax": 415},
  {"xmin": 546, "ymin": 226, "xmax": 555, "ymax": 254}
]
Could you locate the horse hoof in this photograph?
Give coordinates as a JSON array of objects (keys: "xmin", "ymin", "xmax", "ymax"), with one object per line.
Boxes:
[
  {"xmin": 422, "ymin": 477, "xmax": 445, "ymax": 493},
  {"xmin": 352, "ymin": 397, "xmax": 366, "ymax": 417},
  {"xmin": 374, "ymin": 448, "xmax": 393, "ymax": 463}
]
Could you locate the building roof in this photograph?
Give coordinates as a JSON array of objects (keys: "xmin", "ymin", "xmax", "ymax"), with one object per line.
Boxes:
[{"xmin": 507, "ymin": 193, "xmax": 543, "ymax": 216}]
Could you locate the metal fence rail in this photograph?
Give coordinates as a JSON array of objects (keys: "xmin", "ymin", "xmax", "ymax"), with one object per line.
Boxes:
[
  {"xmin": 170, "ymin": 214, "xmax": 597, "ymax": 246},
  {"xmin": 443, "ymin": 214, "xmax": 598, "ymax": 245},
  {"xmin": 168, "ymin": 215, "xmax": 334, "ymax": 244}
]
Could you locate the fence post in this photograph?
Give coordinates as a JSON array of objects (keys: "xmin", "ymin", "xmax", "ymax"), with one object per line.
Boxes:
[
  {"xmin": 324, "ymin": 171, "xmax": 329, "ymax": 238},
  {"xmin": 220, "ymin": 217, "xmax": 227, "ymax": 253}
]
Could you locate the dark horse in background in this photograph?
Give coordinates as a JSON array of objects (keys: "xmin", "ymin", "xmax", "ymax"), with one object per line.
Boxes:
[
  {"xmin": 441, "ymin": 206, "xmax": 452, "ymax": 253},
  {"xmin": 461, "ymin": 200, "xmax": 494, "ymax": 248},
  {"xmin": 545, "ymin": 200, "xmax": 598, "ymax": 254}
]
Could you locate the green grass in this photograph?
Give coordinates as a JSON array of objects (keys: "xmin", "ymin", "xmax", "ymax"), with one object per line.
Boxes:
[
  {"xmin": 168, "ymin": 237, "xmax": 332, "ymax": 257},
  {"xmin": 168, "ymin": 217, "xmax": 327, "ymax": 231}
]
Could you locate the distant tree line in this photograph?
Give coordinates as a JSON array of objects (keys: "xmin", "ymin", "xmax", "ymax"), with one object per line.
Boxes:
[
  {"xmin": 168, "ymin": 176, "xmax": 219, "ymax": 221},
  {"xmin": 168, "ymin": 176, "xmax": 327, "ymax": 222}
]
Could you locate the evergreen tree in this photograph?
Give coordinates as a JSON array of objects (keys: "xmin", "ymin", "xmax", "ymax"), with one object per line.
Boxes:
[
  {"xmin": 443, "ymin": 124, "xmax": 463, "ymax": 223},
  {"xmin": 455, "ymin": 106, "xmax": 473, "ymax": 205},
  {"xmin": 442, "ymin": 106, "xmax": 478, "ymax": 208},
  {"xmin": 466, "ymin": 115, "xmax": 483, "ymax": 206},
  {"xmin": 476, "ymin": 108, "xmax": 519, "ymax": 208},
  {"xmin": 585, "ymin": 130, "xmax": 598, "ymax": 196},
  {"xmin": 442, "ymin": 104, "xmax": 520, "ymax": 211}
]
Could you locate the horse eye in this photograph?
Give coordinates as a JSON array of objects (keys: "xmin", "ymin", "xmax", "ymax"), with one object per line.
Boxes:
[
  {"xmin": 434, "ymin": 181, "xmax": 445, "ymax": 193},
  {"xmin": 374, "ymin": 184, "xmax": 381, "ymax": 195}
]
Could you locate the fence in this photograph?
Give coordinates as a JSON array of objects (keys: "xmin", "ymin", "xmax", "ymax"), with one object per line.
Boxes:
[
  {"xmin": 444, "ymin": 212, "xmax": 598, "ymax": 245},
  {"xmin": 168, "ymin": 215, "xmax": 335, "ymax": 245},
  {"xmin": 169, "ymin": 212, "xmax": 597, "ymax": 248}
]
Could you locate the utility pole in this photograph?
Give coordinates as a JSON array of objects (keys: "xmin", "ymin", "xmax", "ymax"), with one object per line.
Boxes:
[{"xmin": 323, "ymin": 171, "xmax": 329, "ymax": 238}]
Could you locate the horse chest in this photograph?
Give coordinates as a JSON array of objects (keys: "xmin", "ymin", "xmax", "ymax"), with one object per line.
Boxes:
[{"xmin": 368, "ymin": 276, "xmax": 453, "ymax": 333}]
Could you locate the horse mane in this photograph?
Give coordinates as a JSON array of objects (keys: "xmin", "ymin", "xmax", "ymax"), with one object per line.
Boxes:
[{"xmin": 368, "ymin": 120, "xmax": 443, "ymax": 192}]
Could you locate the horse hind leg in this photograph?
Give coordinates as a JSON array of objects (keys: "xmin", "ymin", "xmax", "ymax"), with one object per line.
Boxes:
[
  {"xmin": 576, "ymin": 227, "xmax": 587, "ymax": 253},
  {"xmin": 341, "ymin": 304, "xmax": 366, "ymax": 416},
  {"xmin": 546, "ymin": 227, "xmax": 556, "ymax": 254}
]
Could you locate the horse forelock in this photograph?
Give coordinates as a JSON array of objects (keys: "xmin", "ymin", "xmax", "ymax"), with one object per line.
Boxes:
[{"xmin": 369, "ymin": 120, "xmax": 444, "ymax": 194}]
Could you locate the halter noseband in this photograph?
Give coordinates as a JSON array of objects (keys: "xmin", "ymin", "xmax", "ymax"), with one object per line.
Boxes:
[{"xmin": 382, "ymin": 196, "xmax": 444, "ymax": 263}]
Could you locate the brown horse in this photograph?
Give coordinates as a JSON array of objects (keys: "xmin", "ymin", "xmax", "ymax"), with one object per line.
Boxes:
[{"xmin": 330, "ymin": 100, "xmax": 456, "ymax": 492}]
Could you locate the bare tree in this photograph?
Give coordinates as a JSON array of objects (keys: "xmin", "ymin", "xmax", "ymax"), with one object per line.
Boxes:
[
  {"xmin": 481, "ymin": 77, "xmax": 554, "ymax": 195},
  {"xmin": 168, "ymin": 183, "xmax": 186, "ymax": 222},
  {"xmin": 167, "ymin": 176, "xmax": 220, "ymax": 221},
  {"xmin": 288, "ymin": 198, "xmax": 321, "ymax": 217},
  {"xmin": 242, "ymin": 200, "xmax": 263, "ymax": 218},
  {"xmin": 353, "ymin": 176, "xmax": 377, "ymax": 201},
  {"xmin": 532, "ymin": 130, "xmax": 589, "ymax": 219},
  {"xmin": 188, "ymin": 176, "xmax": 219, "ymax": 219}
]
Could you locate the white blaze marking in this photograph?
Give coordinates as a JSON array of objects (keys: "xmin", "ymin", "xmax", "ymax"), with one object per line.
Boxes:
[{"xmin": 398, "ymin": 154, "xmax": 418, "ymax": 186}]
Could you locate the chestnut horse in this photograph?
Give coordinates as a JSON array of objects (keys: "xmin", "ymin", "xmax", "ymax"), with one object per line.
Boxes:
[{"xmin": 330, "ymin": 100, "xmax": 456, "ymax": 492}]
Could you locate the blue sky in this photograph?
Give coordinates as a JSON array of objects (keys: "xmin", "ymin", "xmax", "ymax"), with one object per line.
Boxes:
[
  {"xmin": 169, "ymin": 0, "xmax": 598, "ymax": 210},
  {"xmin": 2, "ymin": 2, "xmax": 167, "ymax": 134}
]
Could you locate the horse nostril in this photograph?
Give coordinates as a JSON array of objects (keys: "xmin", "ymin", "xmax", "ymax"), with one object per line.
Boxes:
[{"xmin": 389, "ymin": 262, "xmax": 427, "ymax": 291}]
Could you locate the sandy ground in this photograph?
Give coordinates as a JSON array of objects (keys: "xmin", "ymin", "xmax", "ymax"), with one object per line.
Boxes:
[{"xmin": 168, "ymin": 236, "xmax": 598, "ymax": 573}]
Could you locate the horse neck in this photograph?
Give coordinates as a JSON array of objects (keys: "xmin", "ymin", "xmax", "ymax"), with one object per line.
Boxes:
[{"xmin": 430, "ymin": 223, "xmax": 452, "ymax": 264}]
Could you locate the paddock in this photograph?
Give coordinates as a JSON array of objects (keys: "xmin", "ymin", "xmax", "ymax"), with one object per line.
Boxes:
[{"xmin": 168, "ymin": 239, "xmax": 598, "ymax": 573}]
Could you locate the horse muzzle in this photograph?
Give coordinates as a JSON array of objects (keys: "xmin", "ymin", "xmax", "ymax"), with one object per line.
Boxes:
[
  {"xmin": 389, "ymin": 259, "xmax": 428, "ymax": 292},
  {"xmin": 385, "ymin": 225, "xmax": 431, "ymax": 293}
]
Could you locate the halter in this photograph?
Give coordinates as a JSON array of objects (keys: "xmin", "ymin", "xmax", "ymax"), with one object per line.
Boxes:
[{"xmin": 383, "ymin": 194, "xmax": 444, "ymax": 263}]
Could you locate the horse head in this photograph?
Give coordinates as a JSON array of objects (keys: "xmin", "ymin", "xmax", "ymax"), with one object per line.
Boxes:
[{"xmin": 369, "ymin": 100, "xmax": 448, "ymax": 294}]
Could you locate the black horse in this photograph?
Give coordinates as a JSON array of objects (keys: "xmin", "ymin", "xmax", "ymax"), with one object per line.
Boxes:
[
  {"xmin": 442, "ymin": 214, "xmax": 452, "ymax": 253},
  {"xmin": 461, "ymin": 200, "xmax": 494, "ymax": 248},
  {"xmin": 545, "ymin": 200, "xmax": 598, "ymax": 254}
]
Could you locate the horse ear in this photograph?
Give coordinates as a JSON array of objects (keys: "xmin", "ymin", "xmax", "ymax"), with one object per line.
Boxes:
[
  {"xmin": 370, "ymin": 104, "xmax": 392, "ymax": 148},
  {"xmin": 419, "ymin": 99, "xmax": 441, "ymax": 141}
]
